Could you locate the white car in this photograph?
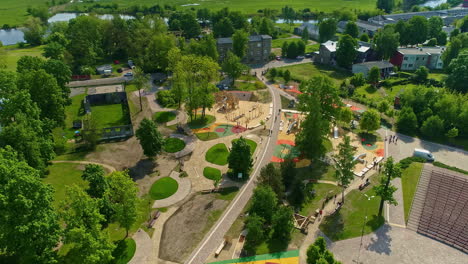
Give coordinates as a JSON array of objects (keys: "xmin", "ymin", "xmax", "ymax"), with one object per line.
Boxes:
[{"xmin": 124, "ymin": 72, "xmax": 133, "ymax": 77}]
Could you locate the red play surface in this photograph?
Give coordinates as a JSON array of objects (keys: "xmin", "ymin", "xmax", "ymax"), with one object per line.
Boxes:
[
  {"xmin": 271, "ymin": 156, "xmax": 300, "ymax": 163},
  {"xmin": 376, "ymin": 149, "xmax": 385, "ymax": 157},
  {"xmin": 215, "ymin": 128, "xmax": 225, "ymax": 132},
  {"xmin": 276, "ymin": 139, "xmax": 295, "ymax": 146},
  {"xmin": 351, "ymin": 106, "xmax": 361, "ymax": 111},
  {"xmin": 231, "ymin": 125, "xmax": 247, "ymax": 133}
]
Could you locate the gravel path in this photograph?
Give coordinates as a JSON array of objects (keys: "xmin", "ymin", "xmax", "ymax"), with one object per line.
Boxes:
[
  {"xmin": 152, "ymin": 171, "xmax": 191, "ymax": 208},
  {"xmin": 128, "ymin": 229, "xmax": 154, "ymax": 264}
]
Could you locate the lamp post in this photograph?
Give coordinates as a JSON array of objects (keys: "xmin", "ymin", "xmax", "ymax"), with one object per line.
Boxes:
[{"xmin": 354, "ymin": 193, "xmax": 375, "ymax": 264}]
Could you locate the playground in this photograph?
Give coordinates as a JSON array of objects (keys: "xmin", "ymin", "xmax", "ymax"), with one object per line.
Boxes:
[
  {"xmin": 207, "ymin": 250, "xmax": 299, "ymax": 264},
  {"xmin": 271, "ymin": 110, "xmax": 305, "ymax": 163}
]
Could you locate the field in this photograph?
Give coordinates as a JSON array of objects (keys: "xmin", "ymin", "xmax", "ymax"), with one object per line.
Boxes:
[
  {"xmin": 0, "ymin": 0, "xmax": 49, "ymax": 26},
  {"xmin": 67, "ymin": 0, "xmax": 376, "ymax": 15},
  {"xmin": 0, "ymin": 45, "xmax": 44, "ymax": 71},
  {"xmin": 91, "ymin": 104, "xmax": 129, "ymax": 128},
  {"xmin": 401, "ymin": 162, "xmax": 424, "ymax": 222},
  {"xmin": 277, "ymin": 63, "xmax": 351, "ymax": 86}
]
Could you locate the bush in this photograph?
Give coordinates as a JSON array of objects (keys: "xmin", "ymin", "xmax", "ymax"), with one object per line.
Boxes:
[
  {"xmin": 398, "ymin": 156, "xmax": 426, "ymax": 169},
  {"xmin": 157, "ymin": 90, "xmax": 176, "ymax": 107},
  {"xmin": 350, "ymin": 73, "xmax": 365, "ymax": 87},
  {"xmin": 420, "ymin": 115, "xmax": 444, "ymax": 138},
  {"xmin": 433, "ymin": 162, "xmax": 468, "ymax": 175}
]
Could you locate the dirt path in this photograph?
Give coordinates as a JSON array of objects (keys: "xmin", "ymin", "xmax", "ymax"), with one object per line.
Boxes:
[{"xmin": 51, "ymin": 160, "xmax": 116, "ymax": 172}]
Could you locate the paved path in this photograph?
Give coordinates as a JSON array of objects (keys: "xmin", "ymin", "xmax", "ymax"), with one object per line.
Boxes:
[
  {"xmin": 129, "ymin": 229, "xmax": 154, "ymax": 264},
  {"xmin": 329, "ymin": 224, "xmax": 468, "ymax": 264},
  {"xmin": 153, "ymin": 171, "xmax": 191, "ymax": 208},
  {"xmin": 51, "ymin": 160, "xmax": 116, "ymax": 172},
  {"xmin": 170, "ymin": 133, "xmax": 197, "ymax": 158}
]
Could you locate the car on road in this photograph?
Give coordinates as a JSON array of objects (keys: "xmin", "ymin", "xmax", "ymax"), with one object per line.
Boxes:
[
  {"xmin": 305, "ymin": 53, "xmax": 312, "ymax": 58},
  {"xmin": 413, "ymin": 148, "xmax": 435, "ymax": 161},
  {"xmin": 296, "ymin": 55, "xmax": 305, "ymax": 60},
  {"xmin": 276, "ymin": 56, "xmax": 282, "ymax": 61},
  {"xmin": 124, "ymin": 72, "xmax": 133, "ymax": 77},
  {"xmin": 216, "ymin": 84, "xmax": 229, "ymax": 90}
]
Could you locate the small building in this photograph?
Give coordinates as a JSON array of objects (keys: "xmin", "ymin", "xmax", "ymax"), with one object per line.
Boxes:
[
  {"xmin": 352, "ymin": 61, "xmax": 394, "ymax": 78},
  {"xmin": 294, "ymin": 22, "xmax": 320, "ymax": 40},
  {"xmin": 337, "ymin": 20, "xmax": 382, "ymax": 37},
  {"xmin": 96, "ymin": 64, "xmax": 113, "ymax": 75},
  {"xmin": 390, "ymin": 46, "xmax": 445, "ymax": 71},
  {"xmin": 315, "ymin": 40, "xmax": 374, "ymax": 66},
  {"xmin": 217, "ymin": 34, "xmax": 272, "ymax": 64}
]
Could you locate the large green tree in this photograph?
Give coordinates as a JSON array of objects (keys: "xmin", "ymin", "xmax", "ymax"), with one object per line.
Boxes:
[
  {"xmin": 232, "ymin": 29, "xmax": 249, "ymax": 59},
  {"xmin": 374, "ymin": 26, "xmax": 399, "ymax": 59},
  {"xmin": 360, "ymin": 109, "xmax": 381, "ymax": 133},
  {"xmin": 135, "ymin": 118, "xmax": 164, "ymax": 158},
  {"xmin": 222, "ymin": 52, "xmax": 246, "ymax": 84},
  {"xmin": 446, "ymin": 51, "xmax": 468, "ymax": 94},
  {"xmin": 344, "ymin": 21, "xmax": 359, "ymax": 38},
  {"xmin": 133, "ymin": 67, "xmax": 151, "ymax": 111},
  {"xmin": 0, "ymin": 146, "xmax": 60, "ymax": 263},
  {"xmin": 228, "ymin": 137, "xmax": 253, "ymax": 178},
  {"xmin": 408, "ymin": 16, "xmax": 428, "ymax": 45},
  {"xmin": 336, "ymin": 34, "xmax": 358, "ymax": 68},
  {"xmin": 374, "ymin": 157, "xmax": 401, "ymax": 217},
  {"xmin": 306, "ymin": 237, "xmax": 342, "ymax": 264},
  {"xmin": 319, "ymin": 19, "xmax": 337, "ymax": 43},
  {"xmin": 333, "ymin": 135, "xmax": 356, "ymax": 203},
  {"xmin": 428, "ymin": 16, "xmax": 443, "ymax": 40},
  {"xmin": 249, "ymin": 186, "xmax": 278, "ymax": 224},
  {"xmin": 82, "ymin": 164, "xmax": 108, "ymax": 198},
  {"xmin": 258, "ymin": 163, "xmax": 284, "ymax": 197},
  {"xmin": 66, "ymin": 15, "xmax": 103, "ymax": 69},
  {"xmin": 420, "ymin": 115, "xmax": 444, "ymax": 138},
  {"xmin": 271, "ymin": 206, "xmax": 294, "ymax": 240},
  {"xmin": 377, "ymin": 0, "xmax": 394, "ymax": 13},
  {"xmin": 243, "ymin": 214, "xmax": 265, "ymax": 254}
]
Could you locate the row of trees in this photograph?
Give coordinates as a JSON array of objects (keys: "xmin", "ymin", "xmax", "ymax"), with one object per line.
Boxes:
[
  {"xmin": 0, "ymin": 149, "xmax": 138, "ymax": 263},
  {"xmin": 281, "ymin": 40, "xmax": 306, "ymax": 59}
]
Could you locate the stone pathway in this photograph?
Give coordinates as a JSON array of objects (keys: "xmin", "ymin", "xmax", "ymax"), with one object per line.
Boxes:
[
  {"xmin": 152, "ymin": 207, "xmax": 178, "ymax": 263},
  {"xmin": 386, "ymin": 177, "xmax": 406, "ymax": 227},
  {"xmin": 170, "ymin": 133, "xmax": 197, "ymax": 158},
  {"xmin": 129, "ymin": 229, "xmax": 154, "ymax": 264},
  {"xmin": 51, "ymin": 160, "xmax": 116, "ymax": 172},
  {"xmin": 152, "ymin": 171, "xmax": 191, "ymax": 208}
]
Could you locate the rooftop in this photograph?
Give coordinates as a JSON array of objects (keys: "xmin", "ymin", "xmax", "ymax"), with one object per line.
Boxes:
[
  {"xmin": 398, "ymin": 46, "xmax": 446, "ymax": 55},
  {"xmin": 87, "ymin": 85, "xmax": 124, "ymax": 95},
  {"xmin": 217, "ymin": 35, "xmax": 272, "ymax": 45},
  {"xmin": 353, "ymin": 60, "xmax": 394, "ymax": 69}
]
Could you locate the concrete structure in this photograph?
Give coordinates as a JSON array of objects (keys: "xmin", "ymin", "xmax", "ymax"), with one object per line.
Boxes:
[
  {"xmin": 352, "ymin": 61, "xmax": 394, "ymax": 78},
  {"xmin": 315, "ymin": 40, "xmax": 374, "ymax": 66},
  {"xmin": 368, "ymin": 9, "xmax": 468, "ymax": 26},
  {"xmin": 217, "ymin": 34, "xmax": 272, "ymax": 64},
  {"xmin": 337, "ymin": 20, "xmax": 382, "ymax": 37},
  {"xmin": 390, "ymin": 46, "xmax": 445, "ymax": 71},
  {"xmin": 294, "ymin": 22, "xmax": 320, "ymax": 39},
  {"xmin": 95, "ymin": 64, "xmax": 113, "ymax": 75}
]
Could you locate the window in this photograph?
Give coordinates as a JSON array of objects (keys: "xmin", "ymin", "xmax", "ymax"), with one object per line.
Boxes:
[
  {"xmin": 257, "ymin": 43, "xmax": 261, "ymax": 47},
  {"xmin": 408, "ymin": 64, "xmax": 413, "ymax": 67},
  {"xmin": 416, "ymin": 57, "xmax": 419, "ymax": 61},
  {"xmin": 404, "ymin": 57, "xmax": 408, "ymax": 61},
  {"xmin": 422, "ymin": 57, "xmax": 425, "ymax": 60}
]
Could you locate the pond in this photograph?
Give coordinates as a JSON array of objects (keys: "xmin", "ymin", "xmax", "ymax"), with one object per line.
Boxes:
[
  {"xmin": 0, "ymin": 29, "xmax": 24, "ymax": 46},
  {"xmin": 420, "ymin": 0, "xmax": 447, "ymax": 7}
]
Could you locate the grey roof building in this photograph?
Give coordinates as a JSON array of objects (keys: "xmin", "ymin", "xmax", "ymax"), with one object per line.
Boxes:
[
  {"xmin": 294, "ymin": 22, "xmax": 320, "ymax": 39},
  {"xmin": 369, "ymin": 9, "xmax": 468, "ymax": 26},
  {"xmin": 352, "ymin": 61, "xmax": 394, "ymax": 78},
  {"xmin": 96, "ymin": 64, "xmax": 113, "ymax": 75},
  {"xmin": 337, "ymin": 20, "xmax": 383, "ymax": 37},
  {"xmin": 217, "ymin": 34, "xmax": 272, "ymax": 64}
]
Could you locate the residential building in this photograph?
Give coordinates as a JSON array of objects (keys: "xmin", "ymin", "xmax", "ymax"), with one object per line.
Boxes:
[
  {"xmin": 352, "ymin": 61, "xmax": 394, "ymax": 78},
  {"xmin": 96, "ymin": 64, "xmax": 113, "ymax": 75},
  {"xmin": 315, "ymin": 40, "xmax": 374, "ymax": 66},
  {"xmin": 217, "ymin": 34, "xmax": 272, "ymax": 64},
  {"xmin": 337, "ymin": 20, "xmax": 382, "ymax": 37},
  {"xmin": 390, "ymin": 46, "xmax": 445, "ymax": 71},
  {"xmin": 368, "ymin": 9, "xmax": 468, "ymax": 26},
  {"xmin": 294, "ymin": 22, "xmax": 320, "ymax": 39}
]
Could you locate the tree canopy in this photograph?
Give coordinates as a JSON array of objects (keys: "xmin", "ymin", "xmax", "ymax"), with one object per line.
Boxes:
[{"xmin": 136, "ymin": 118, "xmax": 164, "ymax": 158}]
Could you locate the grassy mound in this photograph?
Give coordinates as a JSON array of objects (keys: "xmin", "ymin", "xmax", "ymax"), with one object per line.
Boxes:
[
  {"xmin": 112, "ymin": 238, "xmax": 136, "ymax": 264},
  {"xmin": 154, "ymin": 111, "xmax": 176, "ymax": 123},
  {"xmin": 232, "ymin": 138, "xmax": 257, "ymax": 154},
  {"xmin": 164, "ymin": 138, "xmax": 186, "ymax": 153},
  {"xmin": 150, "ymin": 177, "xmax": 179, "ymax": 200},
  {"xmin": 205, "ymin": 143, "xmax": 229, "ymax": 166},
  {"xmin": 203, "ymin": 167, "xmax": 222, "ymax": 181}
]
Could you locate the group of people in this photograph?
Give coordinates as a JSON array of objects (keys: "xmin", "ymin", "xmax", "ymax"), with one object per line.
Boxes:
[{"xmin": 386, "ymin": 135, "xmax": 398, "ymax": 144}]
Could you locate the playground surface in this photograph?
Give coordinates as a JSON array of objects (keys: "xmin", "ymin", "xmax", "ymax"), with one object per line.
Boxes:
[
  {"xmin": 271, "ymin": 110, "xmax": 305, "ymax": 163},
  {"xmin": 207, "ymin": 250, "xmax": 299, "ymax": 264}
]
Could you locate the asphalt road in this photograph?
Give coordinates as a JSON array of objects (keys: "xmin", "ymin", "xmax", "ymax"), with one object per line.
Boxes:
[{"xmin": 184, "ymin": 67, "xmax": 282, "ymax": 264}]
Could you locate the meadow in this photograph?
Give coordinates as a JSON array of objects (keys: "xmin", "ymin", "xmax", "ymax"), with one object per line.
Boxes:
[
  {"xmin": 0, "ymin": 0, "xmax": 49, "ymax": 26},
  {"xmin": 0, "ymin": 45, "xmax": 44, "ymax": 71}
]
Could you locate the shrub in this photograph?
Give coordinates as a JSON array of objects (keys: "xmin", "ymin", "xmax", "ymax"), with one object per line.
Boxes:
[
  {"xmin": 157, "ymin": 90, "xmax": 176, "ymax": 107},
  {"xmin": 398, "ymin": 156, "xmax": 426, "ymax": 169},
  {"xmin": 350, "ymin": 73, "xmax": 365, "ymax": 87},
  {"xmin": 433, "ymin": 162, "xmax": 468, "ymax": 175}
]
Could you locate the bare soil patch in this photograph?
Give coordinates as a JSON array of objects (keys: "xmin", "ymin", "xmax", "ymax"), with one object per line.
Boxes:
[{"xmin": 159, "ymin": 194, "xmax": 228, "ymax": 263}]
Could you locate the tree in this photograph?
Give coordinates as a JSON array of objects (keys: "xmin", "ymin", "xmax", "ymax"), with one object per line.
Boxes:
[
  {"xmin": 333, "ymin": 136, "xmax": 356, "ymax": 203},
  {"xmin": 396, "ymin": 107, "xmax": 418, "ymax": 134},
  {"xmin": 228, "ymin": 136, "xmax": 253, "ymax": 178},
  {"xmin": 133, "ymin": 67, "xmax": 150, "ymax": 111},
  {"xmin": 249, "ymin": 186, "xmax": 278, "ymax": 224},
  {"xmin": 286, "ymin": 41, "xmax": 299, "ymax": 59},
  {"xmin": 302, "ymin": 27, "xmax": 309, "ymax": 42},
  {"xmin": 367, "ymin": 66, "xmax": 380, "ymax": 86},
  {"xmin": 82, "ymin": 164, "xmax": 108, "ymax": 198},
  {"xmin": 43, "ymin": 59, "xmax": 72, "ymax": 102},
  {"xmin": 269, "ymin": 68, "xmax": 277, "ymax": 81},
  {"xmin": 395, "ymin": 20, "xmax": 410, "ymax": 46},
  {"xmin": 61, "ymin": 186, "xmax": 115, "ymax": 264},
  {"xmin": 344, "ymin": 21, "xmax": 359, "ymax": 38},
  {"xmin": 360, "ymin": 33, "xmax": 370, "ymax": 42},
  {"xmin": 319, "ymin": 19, "xmax": 337, "ymax": 43},
  {"xmin": 281, "ymin": 157, "xmax": 296, "ymax": 189},
  {"xmin": 377, "ymin": 101, "xmax": 390, "ymax": 116},
  {"xmin": 360, "ymin": 109, "xmax": 381, "ymax": 133},
  {"xmin": 408, "ymin": 16, "xmax": 428, "ymax": 45},
  {"xmin": 232, "ymin": 29, "xmax": 249, "ymax": 59},
  {"xmin": 338, "ymin": 107, "xmax": 354, "ymax": 125},
  {"xmin": 22, "ymin": 17, "xmax": 45, "ymax": 46},
  {"xmin": 283, "ymin": 69, "xmax": 291, "ymax": 83},
  {"xmin": 446, "ymin": 127, "xmax": 459, "ymax": 138},
  {"xmin": 414, "ymin": 66, "xmax": 429, "ymax": 83},
  {"xmin": 307, "ymin": 237, "xmax": 342, "ymax": 264},
  {"xmin": 213, "ymin": 17, "xmax": 234, "ymax": 38},
  {"xmin": 446, "ymin": 52, "xmax": 468, "ymax": 93},
  {"xmin": 350, "ymin": 73, "xmax": 365, "ymax": 87},
  {"xmin": 374, "ymin": 26, "xmax": 399, "ymax": 59},
  {"xmin": 460, "ymin": 16, "xmax": 468, "ymax": 33},
  {"xmin": 421, "ymin": 115, "xmax": 444, "ymax": 138},
  {"xmin": 16, "ymin": 55, "xmax": 45, "ymax": 73},
  {"xmin": 107, "ymin": 171, "xmax": 139, "ymax": 238},
  {"xmin": 336, "ymin": 34, "xmax": 358, "ymax": 68},
  {"xmin": 374, "ymin": 157, "xmax": 401, "ymax": 217},
  {"xmin": 0, "ymin": 146, "xmax": 60, "ymax": 263},
  {"xmin": 43, "ymin": 41, "xmax": 66, "ymax": 60},
  {"xmin": 244, "ymin": 214, "xmax": 265, "ymax": 253},
  {"xmin": 258, "ymin": 163, "xmax": 284, "ymax": 197},
  {"xmin": 168, "ymin": 12, "xmax": 201, "ymax": 39},
  {"xmin": 282, "ymin": 42, "xmax": 288, "ymax": 57},
  {"xmin": 222, "ymin": 52, "xmax": 246, "ymax": 84},
  {"xmin": 428, "ymin": 16, "xmax": 443, "ymax": 40},
  {"xmin": 66, "ymin": 15, "xmax": 103, "ymax": 69},
  {"xmin": 82, "ymin": 115, "xmax": 101, "ymax": 150},
  {"xmin": 135, "ymin": 118, "xmax": 164, "ymax": 158},
  {"xmin": 271, "ymin": 206, "xmax": 294, "ymax": 240},
  {"xmin": 377, "ymin": 0, "xmax": 395, "ymax": 13},
  {"xmin": 436, "ymin": 31, "xmax": 447, "ymax": 46}
]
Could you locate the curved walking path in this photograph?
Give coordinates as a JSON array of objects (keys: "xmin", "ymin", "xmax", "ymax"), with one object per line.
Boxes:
[
  {"xmin": 171, "ymin": 133, "xmax": 197, "ymax": 158},
  {"xmin": 51, "ymin": 160, "xmax": 116, "ymax": 172},
  {"xmin": 128, "ymin": 229, "xmax": 154, "ymax": 264},
  {"xmin": 316, "ymin": 180, "xmax": 339, "ymax": 186},
  {"xmin": 152, "ymin": 171, "xmax": 191, "ymax": 208}
]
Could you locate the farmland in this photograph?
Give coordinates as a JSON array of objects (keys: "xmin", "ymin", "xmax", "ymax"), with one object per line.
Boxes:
[{"xmin": 0, "ymin": 0, "xmax": 49, "ymax": 26}]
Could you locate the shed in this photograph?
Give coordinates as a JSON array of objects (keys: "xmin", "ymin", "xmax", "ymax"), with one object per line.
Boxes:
[
  {"xmin": 96, "ymin": 64, "xmax": 113, "ymax": 75},
  {"xmin": 352, "ymin": 61, "xmax": 394, "ymax": 78}
]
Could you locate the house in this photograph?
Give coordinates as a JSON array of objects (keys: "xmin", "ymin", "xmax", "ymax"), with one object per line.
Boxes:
[
  {"xmin": 294, "ymin": 22, "xmax": 320, "ymax": 39},
  {"xmin": 352, "ymin": 61, "xmax": 394, "ymax": 78},
  {"xmin": 337, "ymin": 20, "xmax": 382, "ymax": 37},
  {"xmin": 464, "ymin": 0, "xmax": 468, "ymax": 7},
  {"xmin": 217, "ymin": 34, "xmax": 271, "ymax": 64},
  {"xmin": 96, "ymin": 64, "xmax": 113, "ymax": 75},
  {"xmin": 390, "ymin": 46, "xmax": 445, "ymax": 71},
  {"xmin": 315, "ymin": 40, "xmax": 374, "ymax": 66}
]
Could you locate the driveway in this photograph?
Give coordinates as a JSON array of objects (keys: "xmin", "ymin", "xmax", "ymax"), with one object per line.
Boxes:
[{"xmin": 380, "ymin": 129, "xmax": 468, "ymax": 171}]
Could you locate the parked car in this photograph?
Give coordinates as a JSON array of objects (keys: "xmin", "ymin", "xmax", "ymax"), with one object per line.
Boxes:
[
  {"xmin": 305, "ymin": 53, "xmax": 312, "ymax": 58},
  {"xmin": 296, "ymin": 55, "xmax": 305, "ymax": 60},
  {"xmin": 124, "ymin": 72, "xmax": 133, "ymax": 77},
  {"xmin": 276, "ymin": 56, "xmax": 282, "ymax": 61},
  {"xmin": 413, "ymin": 148, "xmax": 435, "ymax": 162},
  {"xmin": 128, "ymin": 60, "xmax": 135, "ymax": 69}
]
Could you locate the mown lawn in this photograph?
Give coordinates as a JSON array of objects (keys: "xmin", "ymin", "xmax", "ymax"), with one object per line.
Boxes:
[
  {"xmin": 401, "ymin": 162, "xmax": 424, "ymax": 222},
  {"xmin": 111, "ymin": 238, "xmax": 136, "ymax": 264},
  {"xmin": 0, "ymin": 45, "xmax": 44, "ymax": 70},
  {"xmin": 164, "ymin": 138, "xmax": 186, "ymax": 153},
  {"xmin": 196, "ymin": 132, "xmax": 219, "ymax": 141},
  {"xmin": 205, "ymin": 143, "xmax": 229, "ymax": 166},
  {"xmin": 232, "ymin": 138, "xmax": 257, "ymax": 154},
  {"xmin": 295, "ymin": 160, "xmax": 337, "ymax": 182},
  {"xmin": 203, "ymin": 166, "xmax": 222, "ymax": 181},
  {"xmin": 91, "ymin": 104, "xmax": 129, "ymax": 128},
  {"xmin": 153, "ymin": 111, "xmax": 176, "ymax": 124},
  {"xmin": 188, "ymin": 115, "xmax": 216, "ymax": 129},
  {"xmin": 319, "ymin": 174, "xmax": 385, "ymax": 241},
  {"xmin": 300, "ymin": 183, "xmax": 341, "ymax": 216},
  {"xmin": 0, "ymin": 0, "xmax": 49, "ymax": 26},
  {"xmin": 150, "ymin": 177, "xmax": 179, "ymax": 200},
  {"xmin": 278, "ymin": 63, "xmax": 351, "ymax": 86}
]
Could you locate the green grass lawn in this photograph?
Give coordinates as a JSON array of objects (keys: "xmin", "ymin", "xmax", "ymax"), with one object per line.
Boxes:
[
  {"xmin": 59, "ymin": 93, "xmax": 86, "ymax": 139},
  {"xmin": 153, "ymin": 111, "xmax": 176, "ymax": 124},
  {"xmin": 43, "ymin": 163, "xmax": 88, "ymax": 208},
  {"xmin": 205, "ymin": 143, "xmax": 229, "ymax": 166},
  {"xmin": 295, "ymin": 160, "xmax": 337, "ymax": 182},
  {"xmin": 203, "ymin": 167, "xmax": 222, "ymax": 181},
  {"xmin": 319, "ymin": 174, "xmax": 385, "ymax": 241},
  {"xmin": 306, "ymin": 43, "xmax": 320, "ymax": 53},
  {"xmin": 111, "ymin": 238, "xmax": 136, "ymax": 264},
  {"xmin": 91, "ymin": 104, "xmax": 129, "ymax": 128},
  {"xmin": 188, "ymin": 115, "xmax": 216, "ymax": 129},
  {"xmin": 277, "ymin": 63, "xmax": 352, "ymax": 86},
  {"xmin": 232, "ymin": 138, "xmax": 257, "ymax": 154},
  {"xmin": 234, "ymin": 80, "xmax": 266, "ymax": 91},
  {"xmin": 164, "ymin": 138, "xmax": 186, "ymax": 153},
  {"xmin": 272, "ymin": 38, "xmax": 301, "ymax": 48},
  {"xmin": 150, "ymin": 177, "xmax": 179, "ymax": 200},
  {"xmin": 300, "ymin": 183, "xmax": 341, "ymax": 216},
  {"xmin": 401, "ymin": 162, "xmax": 424, "ymax": 222},
  {"xmin": 0, "ymin": 0, "xmax": 49, "ymax": 26},
  {"xmin": 196, "ymin": 132, "xmax": 220, "ymax": 141},
  {"xmin": 1, "ymin": 45, "xmax": 44, "ymax": 70},
  {"xmin": 281, "ymin": 95, "xmax": 296, "ymax": 110}
]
